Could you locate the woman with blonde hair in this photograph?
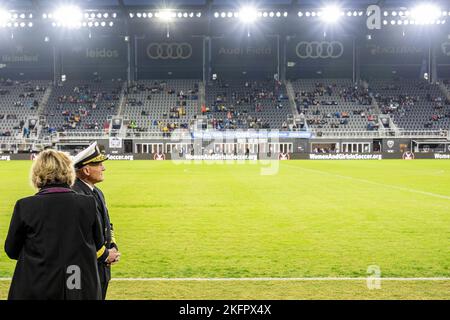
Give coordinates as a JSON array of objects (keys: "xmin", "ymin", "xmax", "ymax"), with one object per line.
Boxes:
[{"xmin": 4, "ymin": 149, "xmax": 103, "ymax": 300}]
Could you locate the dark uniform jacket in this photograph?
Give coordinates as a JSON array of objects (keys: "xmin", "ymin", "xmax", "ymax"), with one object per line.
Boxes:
[
  {"xmin": 4, "ymin": 184, "xmax": 103, "ymax": 300},
  {"xmin": 72, "ymin": 178, "xmax": 117, "ymax": 285}
]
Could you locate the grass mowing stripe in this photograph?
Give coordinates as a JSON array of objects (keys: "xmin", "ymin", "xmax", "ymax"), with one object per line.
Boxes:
[
  {"xmin": 110, "ymin": 278, "xmax": 450, "ymax": 281},
  {"xmin": 282, "ymin": 162, "xmax": 450, "ymax": 201}
]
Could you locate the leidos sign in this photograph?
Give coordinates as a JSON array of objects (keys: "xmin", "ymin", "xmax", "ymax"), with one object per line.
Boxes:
[{"xmin": 85, "ymin": 48, "xmax": 119, "ymax": 59}]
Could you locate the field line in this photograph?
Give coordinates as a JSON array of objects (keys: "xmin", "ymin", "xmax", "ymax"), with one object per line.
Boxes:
[
  {"xmin": 110, "ymin": 277, "xmax": 450, "ymax": 281},
  {"xmin": 2, "ymin": 277, "xmax": 449, "ymax": 281},
  {"xmin": 282, "ymin": 163, "xmax": 450, "ymax": 201}
]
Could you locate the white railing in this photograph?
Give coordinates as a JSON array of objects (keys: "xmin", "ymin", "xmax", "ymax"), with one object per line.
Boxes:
[
  {"xmin": 311, "ymin": 129, "xmax": 448, "ymax": 139},
  {"xmin": 56, "ymin": 131, "xmax": 110, "ymax": 140},
  {"xmin": 39, "ymin": 128, "xmax": 450, "ymax": 141}
]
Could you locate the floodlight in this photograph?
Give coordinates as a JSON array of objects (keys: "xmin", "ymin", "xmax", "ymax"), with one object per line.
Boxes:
[
  {"xmin": 157, "ymin": 10, "xmax": 174, "ymax": 21},
  {"xmin": 321, "ymin": 5, "xmax": 342, "ymax": 23},
  {"xmin": 0, "ymin": 9, "xmax": 11, "ymax": 24},
  {"xmin": 239, "ymin": 6, "xmax": 258, "ymax": 23},
  {"xmin": 53, "ymin": 5, "xmax": 83, "ymax": 28},
  {"xmin": 411, "ymin": 4, "xmax": 441, "ymax": 24}
]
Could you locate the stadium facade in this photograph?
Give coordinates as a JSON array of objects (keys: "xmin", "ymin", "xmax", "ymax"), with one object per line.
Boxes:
[{"xmin": 1, "ymin": 0, "xmax": 450, "ymax": 160}]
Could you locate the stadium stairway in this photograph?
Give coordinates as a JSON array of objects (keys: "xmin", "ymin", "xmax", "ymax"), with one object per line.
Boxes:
[
  {"xmin": 117, "ymin": 81, "xmax": 128, "ymax": 116},
  {"xmin": 285, "ymin": 80, "xmax": 299, "ymax": 116},
  {"xmin": 438, "ymin": 81, "xmax": 450, "ymax": 102},
  {"xmin": 37, "ymin": 85, "xmax": 53, "ymax": 116},
  {"xmin": 198, "ymin": 81, "xmax": 206, "ymax": 114}
]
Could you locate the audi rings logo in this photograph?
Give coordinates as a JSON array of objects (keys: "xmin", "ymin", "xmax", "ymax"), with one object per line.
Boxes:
[
  {"xmin": 295, "ymin": 41, "xmax": 344, "ymax": 59},
  {"xmin": 146, "ymin": 42, "xmax": 192, "ymax": 60}
]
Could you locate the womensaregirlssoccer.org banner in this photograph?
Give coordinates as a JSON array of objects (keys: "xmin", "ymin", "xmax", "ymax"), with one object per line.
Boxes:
[
  {"xmin": 309, "ymin": 154, "xmax": 383, "ymax": 160},
  {"xmin": 184, "ymin": 154, "xmax": 258, "ymax": 161}
]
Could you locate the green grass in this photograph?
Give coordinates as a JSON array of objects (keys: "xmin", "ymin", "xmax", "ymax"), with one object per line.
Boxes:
[{"xmin": 1, "ymin": 160, "xmax": 450, "ymax": 299}]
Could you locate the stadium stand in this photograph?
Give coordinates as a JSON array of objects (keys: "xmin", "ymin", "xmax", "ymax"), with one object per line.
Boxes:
[
  {"xmin": 0, "ymin": 79, "xmax": 49, "ymax": 144},
  {"xmin": 122, "ymin": 80, "xmax": 200, "ymax": 135},
  {"xmin": 203, "ymin": 79, "xmax": 290, "ymax": 130},
  {"xmin": 42, "ymin": 80, "xmax": 122, "ymax": 135},
  {"xmin": 370, "ymin": 79, "xmax": 450, "ymax": 131},
  {"xmin": 292, "ymin": 79, "xmax": 378, "ymax": 132}
]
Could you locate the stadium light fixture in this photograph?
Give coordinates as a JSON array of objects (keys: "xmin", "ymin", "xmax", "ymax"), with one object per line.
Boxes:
[
  {"xmin": 0, "ymin": 9, "xmax": 11, "ymax": 26},
  {"xmin": 53, "ymin": 5, "xmax": 83, "ymax": 28},
  {"xmin": 157, "ymin": 10, "xmax": 175, "ymax": 21},
  {"xmin": 238, "ymin": 6, "xmax": 258, "ymax": 23},
  {"xmin": 321, "ymin": 5, "xmax": 342, "ymax": 23},
  {"xmin": 411, "ymin": 4, "xmax": 441, "ymax": 24}
]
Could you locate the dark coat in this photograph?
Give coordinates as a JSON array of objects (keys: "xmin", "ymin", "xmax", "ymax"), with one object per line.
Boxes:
[
  {"xmin": 4, "ymin": 184, "xmax": 103, "ymax": 300},
  {"xmin": 72, "ymin": 179, "xmax": 116, "ymax": 285}
]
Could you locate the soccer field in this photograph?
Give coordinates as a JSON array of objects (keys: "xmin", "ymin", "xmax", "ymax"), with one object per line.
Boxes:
[{"xmin": 0, "ymin": 160, "xmax": 449, "ymax": 299}]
